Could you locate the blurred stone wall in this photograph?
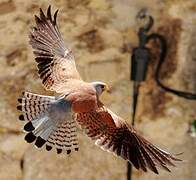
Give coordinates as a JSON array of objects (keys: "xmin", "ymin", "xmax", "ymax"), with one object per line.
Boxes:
[{"xmin": 0, "ymin": 0, "xmax": 196, "ymax": 180}]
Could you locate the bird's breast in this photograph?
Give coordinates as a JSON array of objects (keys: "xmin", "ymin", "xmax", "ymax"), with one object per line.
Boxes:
[{"xmin": 66, "ymin": 90, "xmax": 97, "ymax": 113}]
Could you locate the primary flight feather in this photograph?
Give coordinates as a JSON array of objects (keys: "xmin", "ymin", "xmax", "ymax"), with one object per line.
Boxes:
[{"xmin": 17, "ymin": 6, "xmax": 181, "ymax": 174}]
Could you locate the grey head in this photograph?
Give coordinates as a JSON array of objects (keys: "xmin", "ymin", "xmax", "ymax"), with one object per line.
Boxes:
[{"xmin": 91, "ymin": 81, "xmax": 110, "ymax": 96}]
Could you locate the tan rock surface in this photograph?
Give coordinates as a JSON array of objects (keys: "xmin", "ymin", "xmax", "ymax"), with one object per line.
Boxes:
[{"xmin": 0, "ymin": 0, "xmax": 195, "ymax": 180}]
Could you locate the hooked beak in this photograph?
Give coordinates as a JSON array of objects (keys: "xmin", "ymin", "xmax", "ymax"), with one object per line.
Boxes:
[{"xmin": 105, "ymin": 85, "xmax": 111, "ymax": 93}]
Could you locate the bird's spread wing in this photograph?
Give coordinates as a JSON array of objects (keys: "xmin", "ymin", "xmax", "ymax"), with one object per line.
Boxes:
[
  {"xmin": 29, "ymin": 6, "xmax": 81, "ymax": 92},
  {"xmin": 76, "ymin": 105, "xmax": 181, "ymax": 174}
]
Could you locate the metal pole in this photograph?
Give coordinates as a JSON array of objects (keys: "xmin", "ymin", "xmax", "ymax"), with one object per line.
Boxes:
[
  {"xmin": 132, "ymin": 82, "xmax": 140, "ymax": 126},
  {"xmin": 127, "ymin": 162, "xmax": 132, "ymax": 180},
  {"xmin": 127, "ymin": 9, "xmax": 153, "ymax": 180},
  {"xmin": 127, "ymin": 81, "xmax": 140, "ymax": 180}
]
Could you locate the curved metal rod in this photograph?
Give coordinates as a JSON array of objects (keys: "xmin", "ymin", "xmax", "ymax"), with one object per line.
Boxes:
[{"xmin": 147, "ymin": 33, "xmax": 196, "ymax": 100}]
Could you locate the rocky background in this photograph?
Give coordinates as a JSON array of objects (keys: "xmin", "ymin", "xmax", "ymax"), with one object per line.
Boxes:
[{"xmin": 0, "ymin": 0, "xmax": 196, "ymax": 180}]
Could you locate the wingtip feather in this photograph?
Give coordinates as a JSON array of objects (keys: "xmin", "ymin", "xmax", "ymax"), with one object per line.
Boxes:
[
  {"xmin": 53, "ymin": 10, "xmax": 59, "ymax": 25},
  {"xmin": 35, "ymin": 15, "xmax": 42, "ymax": 24},
  {"xmin": 39, "ymin": 8, "xmax": 46, "ymax": 20},
  {"xmin": 47, "ymin": 5, "xmax": 52, "ymax": 20}
]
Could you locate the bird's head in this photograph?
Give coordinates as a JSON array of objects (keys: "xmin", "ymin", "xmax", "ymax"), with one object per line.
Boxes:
[{"xmin": 91, "ymin": 81, "xmax": 110, "ymax": 96}]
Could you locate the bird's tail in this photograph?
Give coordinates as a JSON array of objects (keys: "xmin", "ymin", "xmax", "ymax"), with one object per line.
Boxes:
[
  {"xmin": 95, "ymin": 126, "xmax": 182, "ymax": 174},
  {"xmin": 17, "ymin": 91, "xmax": 79, "ymax": 154}
]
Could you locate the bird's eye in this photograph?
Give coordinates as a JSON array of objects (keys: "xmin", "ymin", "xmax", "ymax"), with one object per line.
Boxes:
[{"xmin": 100, "ymin": 85, "xmax": 105, "ymax": 89}]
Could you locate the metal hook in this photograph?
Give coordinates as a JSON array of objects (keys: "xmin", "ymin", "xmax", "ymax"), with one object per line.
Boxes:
[{"xmin": 136, "ymin": 8, "xmax": 154, "ymax": 32}]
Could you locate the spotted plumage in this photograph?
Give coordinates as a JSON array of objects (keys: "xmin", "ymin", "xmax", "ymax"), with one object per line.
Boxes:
[{"xmin": 17, "ymin": 5, "xmax": 181, "ymax": 174}]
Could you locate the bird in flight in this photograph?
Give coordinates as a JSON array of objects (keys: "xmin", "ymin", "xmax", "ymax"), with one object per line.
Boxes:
[{"xmin": 17, "ymin": 6, "xmax": 181, "ymax": 174}]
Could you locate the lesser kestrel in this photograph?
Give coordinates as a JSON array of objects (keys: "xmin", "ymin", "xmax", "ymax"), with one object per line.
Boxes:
[{"xmin": 17, "ymin": 6, "xmax": 181, "ymax": 174}]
